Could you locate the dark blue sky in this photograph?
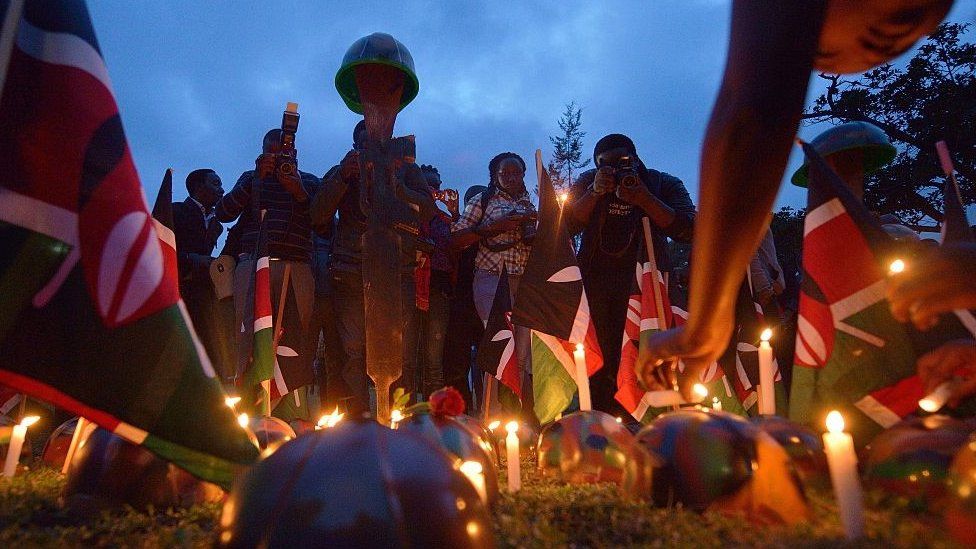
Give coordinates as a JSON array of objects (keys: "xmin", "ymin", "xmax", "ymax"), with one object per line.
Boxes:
[{"xmin": 90, "ymin": 1, "xmax": 975, "ymax": 214}]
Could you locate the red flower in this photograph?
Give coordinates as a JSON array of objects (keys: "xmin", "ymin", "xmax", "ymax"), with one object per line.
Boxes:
[{"xmin": 429, "ymin": 387, "xmax": 465, "ymax": 417}]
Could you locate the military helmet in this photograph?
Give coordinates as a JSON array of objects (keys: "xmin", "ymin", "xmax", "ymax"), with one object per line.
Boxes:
[
  {"xmin": 791, "ymin": 121, "xmax": 896, "ymax": 187},
  {"xmin": 335, "ymin": 32, "xmax": 419, "ymax": 115}
]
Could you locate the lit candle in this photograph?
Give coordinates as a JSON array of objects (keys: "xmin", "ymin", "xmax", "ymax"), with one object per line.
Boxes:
[
  {"xmin": 316, "ymin": 406, "xmax": 344, "ymax": 429},
  {"xmin": 460, "ymin": 460, "xmax": 488, "ymax": 504},
  {"xmin": 822, "ymin": 411, "xmax": 864, "ymax": 540},
  {"xmin": 712, "ymin": 397, "xmax": 722, "ymax": 411},
  {"xmin": 888, "ymin": 259, "xmax": 905, "ymax": 275},
  {"xmin": 919, "ymin": 381, "xmax": 954, "ymax": 413},
  {"xmin": 758, "ymin": 328, "xmax": 775, "ymax": 415},
  {"xmin": 643, "ymin": 385, "xmax": 708, "ymax": 408},
  {"xmin": 225, "ymin": 396, "xmax": 241, "ymax": 410},
  {"xmin": 61, "ymin": 417, "xmax": 88, "ymax": 474},
  {"xmin": 573, "ymin": 343, "xmax": 591, "ymax": 411},
  {"xmin": 505, "ymin": 421, "xmax": 521, "ymax": 492},
  {"xmin": 237, "ymin": 413, "xmax": 250, "ymax": 429},
  {"xmin": 390, "ymin": 409, "xmax": 404, "ymax": 429},
  {"xmin": 3, "ymin": 416, "xmax": 39, "ymax": 478}
]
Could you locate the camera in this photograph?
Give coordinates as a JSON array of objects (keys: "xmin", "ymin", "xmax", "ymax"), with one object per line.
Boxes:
[
  {"xmin": 613, "ymin": 155, "xmax": 640, "ymax": 189},
  {"xmin": 277, "ymin": 102, "xmax": 300, "ymax": 176}
]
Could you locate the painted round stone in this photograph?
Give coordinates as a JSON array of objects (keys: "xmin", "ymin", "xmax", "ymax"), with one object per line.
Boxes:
[
  {"xmin": 247, "ymin": 416, "xmax": 296, "ymax": 453},
  {"xmin": 40, "ymin": 417, "xmax": 96, "ymax": 469},
  {"xmin": 751, "ymin": 416, "xmax": 828, "ymax": 485},
  {"xmin": 452, "ymin": 414, "xmax": 500, "ymax": 465},
  {"xmin": 396, "ymin": 412, "xmax": 499, "ymax": 503},
  {"xmin": 864, "ymin": 415, "xmax": 976, "ymax": 506},
  {"xmin": 63, "ymin": 428, "xmax": 224, "ymax": 513},
  {"xmin": 537, "ymin": 410, "xmax": 653, "ymax": 499},
  {"xmin": 946, "ymin": 435, "xmax": 976, "ymax": 546},
  {"xmin": 218, "ymin": 417, "xmax": 493, "ymax": 548},
  {"xmin": 637, "ymin": 409, "xmax": 809, "ymax": 524}
]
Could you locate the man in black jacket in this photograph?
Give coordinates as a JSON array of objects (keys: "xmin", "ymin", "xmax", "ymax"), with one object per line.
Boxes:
[
  {"xmin": 564, "ymin": 134, "xmax": 696, "ymax": 416},
  {"xmin": 173, "ymin": 168, "xmax": 230, "ymax": 376}
]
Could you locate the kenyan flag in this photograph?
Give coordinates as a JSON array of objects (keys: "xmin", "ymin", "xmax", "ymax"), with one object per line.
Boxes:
[
  {"xmin": 238, "ymin": 221, "xmax": 274, "ymax": 415},
  {"xmin": 513, "ymin": 150, "xmax": 602, "ymax": 423},
  {"xmin": 0, "ymin": 1, "xmax": 257, "ymax": 488},
  {"xmin": 476, "ymin": 269, "xmax": 522, "ymax": 399},
  {"xmin": 789, "ymin": 141, "xmax": 918, "ymax": 442}
]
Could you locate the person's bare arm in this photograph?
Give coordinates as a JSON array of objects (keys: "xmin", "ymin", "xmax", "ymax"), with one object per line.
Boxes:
[{"xmin": 637, "ymin": 0, "xmax": 827, "ymax": 398}]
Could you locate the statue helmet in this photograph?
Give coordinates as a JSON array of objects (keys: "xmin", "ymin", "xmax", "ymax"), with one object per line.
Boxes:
[
  {"xmin": 335, "ymin": 32, "xmax": 419, "ymax": 115},
  {"xmin": 791, "ymin": 121, "xmax": 897, "ymax": 187}
]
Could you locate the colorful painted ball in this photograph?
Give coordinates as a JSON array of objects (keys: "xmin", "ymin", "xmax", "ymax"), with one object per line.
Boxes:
[
  {"xmin": 63, "ymin": 428, "xmax": 223, "ymax": 513},
  {"xmin": 218, "ymin": 417, "xmax": 492, "ymax": 548},
  {"xmin": 453, "ymin": 414, "xmax": 500, "ymax": 465},
  {"xmin": 396, "ymin": 412, "xmax": 499, "ymax": 503},
  {"xmin": 946, "ymin": 436, "xmax": 976, "ymax": 545},
  {"xmin": 537, "ymin": 410, "xmax": 653, "ymax": 499},
  {"xmin": 864, "ymin": 415, "xmax": 976, "ymax": 506},
  {"xmin": 247, "ymin": 416, "xmax": 296, "ymax": 453},
  {"xmin": 751, "ymin": 416, "xmax": 828, "ymax": 485},
  {"xmin": 637, "ymin": 409, "xmax": 809, "ymax": 524},
  {"xmin": 40, "ymin": 417, "xmax": 96, "ymax": 469}
]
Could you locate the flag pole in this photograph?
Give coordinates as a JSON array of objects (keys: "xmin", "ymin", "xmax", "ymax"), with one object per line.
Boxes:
[
  {"xmin": 0, "ymin": 0, "xmax": 24, "ymax": 103},
  {"xmin": 641, "ymin": 217, "xmax": 678, "ymax": 409},
  {"xmin": 61, "ymin": 417, "xmax": 88, "ymax": 474}
]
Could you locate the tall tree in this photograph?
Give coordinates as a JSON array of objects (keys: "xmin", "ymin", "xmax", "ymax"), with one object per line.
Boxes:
[
  {"xmin": 803, "ymin": 23, "xmax": 975, "ymax": 229},
  {"xmin": 548, "ymin": 102, "xmax": 591, "ymax": 192}
]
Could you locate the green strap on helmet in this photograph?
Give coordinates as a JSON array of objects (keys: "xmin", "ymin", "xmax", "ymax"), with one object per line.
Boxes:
[{"xmin": 335, "ymin": 33, "xmax": 419, "ymax": 115}]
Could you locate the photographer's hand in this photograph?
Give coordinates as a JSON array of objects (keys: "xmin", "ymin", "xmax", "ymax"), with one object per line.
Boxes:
[
  {"xmin": 482, "ymin": 213, "xmax": 523, "ymax": 235},
  {"xmin": 616, "ymin": 179, "xmax": 651, "ymax": 205},
  {"xmin": 256, "ymin": 154, "xmax": 277, "ymax": 180},
  {"xmin": 278, "ymin": 169, "xmax": 307, "ymax": 202},
  {"xmin": 592, "ymin": 167, "xmax": 615, "ymax": 196}
]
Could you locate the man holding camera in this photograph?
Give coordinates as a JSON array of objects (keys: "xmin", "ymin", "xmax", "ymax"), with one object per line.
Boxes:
[
  {"xmin": 564, "ymin": 133, "xmax": 696, "ymax": 416},
  {"xmin": 216, "ymin": 127, "xmax": 322, "ymax": 412}
]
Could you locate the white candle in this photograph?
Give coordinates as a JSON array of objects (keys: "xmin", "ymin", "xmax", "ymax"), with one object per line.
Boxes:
[
  {"xmin": 460, "ymin": 460, "xmax": 488, "ymax": 504},
  {"xmin": 712, "ymin": 397, "xmax": 722, "ymax": 411},
  {"xmin": 758, "ymin": 328, "xmax": 775, "ymax": 415},
  {"xmin": 573, "ymin": 343, "xmax": 591, "ymax": 411},
  {"xmin": 505, "ymin": 421, "xmax": 521, "ymax": 492},
  {"xmin": 61, "ymin": 416, "xmax": 88, "ymax": 474},
  {"xmin": 919, "ymin": 381, "xmax": 954, "ymax": 413},
  {"xmin": 3, "ymin": 416, "xmax": 39, "ymax": 478},
  {"xmin": 822, "ymin": 411, "xmax": 864, "ymax": 540}
]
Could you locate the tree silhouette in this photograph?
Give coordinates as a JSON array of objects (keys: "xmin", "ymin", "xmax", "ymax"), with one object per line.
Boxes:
[{"xmin": 547, "ymin": 102, "xmax": 591, "ymax": 193}]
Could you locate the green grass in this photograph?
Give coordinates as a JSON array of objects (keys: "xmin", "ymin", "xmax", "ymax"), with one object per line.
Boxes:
[{"xmin": 0, "ymin": 458, "xmax": 962, "ymax": 548}]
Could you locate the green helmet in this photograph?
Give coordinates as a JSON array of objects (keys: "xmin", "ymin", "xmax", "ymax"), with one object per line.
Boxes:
[
  {"xmin": 791, "ymin": 121, "xmax": 896, "ymax": 187},
  {"xmin": 335, "ymin": 33, "xmax": 419, "ymax": 115}
]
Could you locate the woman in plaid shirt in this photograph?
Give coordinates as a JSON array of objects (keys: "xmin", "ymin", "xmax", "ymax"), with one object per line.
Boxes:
[{"xmin": 452, "ymin": 152, "xmax": 537, "ymax": 412}]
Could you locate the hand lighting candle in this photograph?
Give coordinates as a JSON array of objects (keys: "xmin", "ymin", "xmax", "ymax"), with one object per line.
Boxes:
[
  {"xmin": 505, "ymin": 421, "xmax": 521, "ymax": 492},
  {"xmin": 3, "ymin": 416, "xmax": 39, "ymax": 478},
  {"xmin": 822, "ymin": 410, "xmax": 864, "ymax": 540},
  {"xmin": 573, "ymin": 343, "xmax": 592, "ymax": 411},
  {"xmin": 758, "ymin": 328, "xmax": 775, "ymax": 415}
]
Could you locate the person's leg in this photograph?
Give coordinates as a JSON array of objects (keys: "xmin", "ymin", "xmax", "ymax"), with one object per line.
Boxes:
[
  {"xmin": 422, "ymin": 276, "xmax": 450, "ymax": 395},
  {"xmin": 331, "ymin": 268, "xmax": 368, "ymax": 416},
  {"xmin": 442, "ymin": 294, "xmax": 474, "ymax": 407}
]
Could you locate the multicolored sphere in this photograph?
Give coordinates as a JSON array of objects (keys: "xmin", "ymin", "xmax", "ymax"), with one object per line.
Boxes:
[
  {"xmin": 637, "ymin": 409, "xmax": 809, "ymax": 524},
  {"xmin": 864, "ymin": 415, "xmax": 976, "ymax": 506},
  {"xmin": 63, "ymin": 428, "xmax": 223, "ymax": 512},
  {"xmin": 537, "ymin": 410, "xmax": 653, "ymax": 499},
  {"xmin": 396, "ymin": 412, "xmax": 499, "ymax": 503},
  {"xmin": 247, "ymin": 416, "xmax": 296, "ymax": 453},
  {"xmin": 751, "ymin": 416, "xmax": 828, "ymax": 485},
  {"xmin": 946, "ymin": 436, "xmax": 976, "ymax": 545},
  {"xmin": 218, "ymin": 418, "xmax": 493, "ymax": 548},
  {"xmin": 40, "ymin": 417, "xmax": 96, "ymax": 468},
  {"xmin": 453, "ymin": 414, "xmax": 500, "ymax": 465}
]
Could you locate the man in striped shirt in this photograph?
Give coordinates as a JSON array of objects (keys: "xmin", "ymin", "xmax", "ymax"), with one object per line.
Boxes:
[{"xmin": 216, "ymin": 129, "xmax": 322, "ymax": 410}]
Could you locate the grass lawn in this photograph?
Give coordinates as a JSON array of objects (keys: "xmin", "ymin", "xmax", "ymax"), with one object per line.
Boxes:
[{"xmin": 0, "ymin": 457, "xmax": 960, "ymax": 548}]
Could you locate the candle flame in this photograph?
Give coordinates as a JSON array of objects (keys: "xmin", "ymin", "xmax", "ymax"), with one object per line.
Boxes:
[
  {"xmin": 889, "ymin": 259, "xmax": 906, "ymax": 275},
  {"xmin": 575, "ymin": 343, "xmax": 584, "ymax": 353},
  {"xmin": 559, "ymin": 192, "xmax": 568, "ymax": 204},
  {"xmin": 460, "ymin": 460, "xmax": 483, "ymax": 476},
  {"xmin": 826, "ymin": 410, "xmax": 845, "ymax": 434},
  {"xmin": 317, "ymin": 406, "xmax": 344, "ymax": 429},
  {"xmin": 19, "ymin": 416, "xmax": 40, "ymax": 428},
  {"xmin": 505, "ymin": 421, "xmax": 519, "ymax": 434},
  {"xmin": 225, "ymin": 396, "xmax": 241, "ymax": 409},
  {"xmin": 692, "ymin": 383, "xmax": 708, "ymax": 399},
  {"xmin": 615, "ymin": 416, "xmax": 623, "ymax": 424},
  {"xmin": 390, "ymin": 409, "xmax": 404, "ymax": 428},
  {"xmin": 487, "ymin": 420, "xmax": 501, "ymax": 431},
  {"xmin": 237, "ymin": 413, "xmax": 249, "ymax": 428},
  {"xmin": 760, "ymin": 328, "xmax": 772, "ymax": 342},
  {"xmin": 918, "ymin": 397, "xmax": 941, "ymax": 413}
]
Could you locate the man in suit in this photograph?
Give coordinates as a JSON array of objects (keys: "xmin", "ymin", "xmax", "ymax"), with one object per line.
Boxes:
[{"xmin": 174, "ymin": 168, "xmax": 230, "ymax": 377}]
